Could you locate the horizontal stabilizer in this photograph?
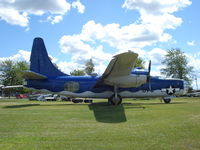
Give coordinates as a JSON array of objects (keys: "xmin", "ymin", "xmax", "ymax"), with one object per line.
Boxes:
[
  {"xmin": 0, "ymin": 85, "xmax": 23, "ymax": 89},
  {"xmin": 23, "ymin": 71, "xmax": 47, "ymax": 80}
]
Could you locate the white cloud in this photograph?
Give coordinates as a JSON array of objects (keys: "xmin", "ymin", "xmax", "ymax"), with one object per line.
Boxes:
[
  {"xmin": 60, "ymin": 35, "xmax": 92, "ymax": 54},
  {"xmin": 122, "ymin": 0, "xmax": 192, "ymax": 14},
  {"xmin": 72, "ymin": 0, "xmax": 85, "ymax": 14},
  {"xmin": 25, "ymin": 27, "xmax": 30, "ymax": 32},
  {"xmin": 63, "ymin": 20, "xmax": 171, "ymax": 51},
  {"xmin": 47, "ymin": 15, "xmax": 63, "ymax": 24},
  {"xmin": 58, "ymin": 0, "xmax": 192, "ymax": 75},
  {"xmin": 147, "ymin": 48, "xmax": 167, "ymax": 65},
  {"xmin": 59, "ymin": 34, "xmax": 112, "ymax": 74},
  {"xmin": 0, "ymin": 7, "xmax": 29, "ymax": 27},
  {"xmin": 57, "ymin": 61, "xmax": 81, "ymax": 74},
  {"xmin": 121, "ymin": 0, "xmax": 191, "ymax": 46},
  {"xmin": 0, "ymin": 0, "xmax": 190, "ymax": 76},
  {"xmin": 187, "ymin": 41, "xmax": 196, "ymax": 46},
  {"xmin": 185, "ymin": 53, "xmax": 200, "ymax": 89},
  {"xmin": 186, "ymin": 54, "xmax": 200, "ymax": 74},
  {"xmin": 0, "ymin": 50, "xmax": 30, "ymax": 62},
  {"xmin": 58, "ymin": 18, "xmax": 177, "ymax": 74},
  {"xmin": 0, "ymin": 0, "xmax": 85, "ymax": 27}
]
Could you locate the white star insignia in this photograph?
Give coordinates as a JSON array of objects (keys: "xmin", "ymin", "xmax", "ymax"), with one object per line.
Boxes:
[{"xmin": 167, "ymin": 86, "xmax": 175, "ymax": 94}]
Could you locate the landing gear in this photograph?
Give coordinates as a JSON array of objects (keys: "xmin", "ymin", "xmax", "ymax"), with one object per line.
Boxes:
[
  {"xmin": 163, "ymin": 98, "xmax": 171, "ymax": 104},
  {"xmin": 108, "ymin": 85, "xmax": 122, "ymax": 105},
  {"xmin": 108, "ymin": 94, "xmax": 122, "ymax": 105}
]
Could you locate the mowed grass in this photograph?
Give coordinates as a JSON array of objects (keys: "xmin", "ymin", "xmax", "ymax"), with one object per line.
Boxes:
[{"xmin": 0, "ymin": 97, "xmax": 200, "ymax": 150}]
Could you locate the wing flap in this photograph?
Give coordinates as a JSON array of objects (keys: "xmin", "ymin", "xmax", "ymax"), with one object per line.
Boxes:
[{"xmin": 23, "ymin": 71, "xmax": 47, "ymax": 80}]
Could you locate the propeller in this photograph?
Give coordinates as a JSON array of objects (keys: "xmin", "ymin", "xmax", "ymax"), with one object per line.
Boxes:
[
  {"xmin": 147, "ymin": 60, "xmax": 152, "ymax": 91},
  {"xmin": 147, "ymin": 60, "xmax": 151, "ymax": 82}
]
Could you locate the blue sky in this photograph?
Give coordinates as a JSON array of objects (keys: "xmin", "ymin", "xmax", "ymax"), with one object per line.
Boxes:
[{"xmin": 0, "ymin": 0, "xmax": 199, "ymax": 88}]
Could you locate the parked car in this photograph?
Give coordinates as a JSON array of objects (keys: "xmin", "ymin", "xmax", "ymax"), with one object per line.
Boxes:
[
  {"xmin": 29, "ymin": 94, "xmax": 42, "ymax": 100},
  {"xmin": 29, "ymin": 94, "xmax": 58, "ymax": 101},
  {"xmin": 37, "ymin": 94, "xmax": 58, "ymax": 101},
  {"xmin": 71, "ymin": 98, "xmax": 93, "ymax": 103},
  {"xmin": 71, "ymin": 98, "xmax": 83, "ymax": 103},
  {"xmin": 61, "ymin": 96, "xmax": 71, "ymax": 101},
  {"xmin": 16, "ymin": 94, "xmax": 28, "ymax": 99}
]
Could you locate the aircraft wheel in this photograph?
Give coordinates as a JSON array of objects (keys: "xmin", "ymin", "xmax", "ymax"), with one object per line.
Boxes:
[
  {"xmin": 108, "ymin": 97, "xmax": 112, "ymax": 105},
  {"xmin": 110, "ymin": 94, "xmax": 122, "ymax": 105},
  {"xmin": 163, "ymin": 98, "xmax": 171, "ymax": 104}
]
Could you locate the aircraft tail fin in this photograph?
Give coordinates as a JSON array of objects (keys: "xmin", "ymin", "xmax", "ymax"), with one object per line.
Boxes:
[{"xmin": 30, "ymin": 37, "xmax": 68, "ymax": 77}]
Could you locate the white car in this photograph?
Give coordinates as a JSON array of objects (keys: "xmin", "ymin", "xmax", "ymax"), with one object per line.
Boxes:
[{"xmin": 37, "ymin": 94, "xmax": 58, "ymax": 101}]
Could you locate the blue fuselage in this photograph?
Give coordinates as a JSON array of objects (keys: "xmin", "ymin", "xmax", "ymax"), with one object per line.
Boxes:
[{"xmin": 25, "ymin": 75, "xmax": 185, "ymax": 99}]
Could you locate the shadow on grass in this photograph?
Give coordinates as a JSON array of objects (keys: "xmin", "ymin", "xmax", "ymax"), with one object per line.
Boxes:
[
  {"xmin": 88, "ymin": 102, "xmax": 128, "ymax": 123},
  {"xmin": 3, "ymin": 101, "xmax": 186, "ymax": 109},
  {"xmin": 4, "ymin": 104, "xmax": 40, "ymax": 108},
  {"xmin": 122, "ymin": 101, "xmax": 187, "ymax": 110},
  {"xmin": 127, "ymin": 101, "xmax": 187, "ymax": 106},
  {"xmin": 124, "ymin": 101, "xmax": 185, "ymax": 106},
  {"xmin": 123, "ymin": 103, "xmax": 146, "ymax": 109}
]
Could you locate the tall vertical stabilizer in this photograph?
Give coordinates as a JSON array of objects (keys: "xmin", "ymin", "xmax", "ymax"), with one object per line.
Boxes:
[{"xmin": 30, "ymin": 37, "xmax": 67, "ymax": 77}]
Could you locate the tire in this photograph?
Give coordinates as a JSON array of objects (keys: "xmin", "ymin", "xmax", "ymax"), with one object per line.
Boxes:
[
  {"xmin": 163, "ymin": 98, "xmax": 171, "ymax": 104},
  {"xmin": 109, "ymin": 94, "xmax": 122, "ymax": 105}
]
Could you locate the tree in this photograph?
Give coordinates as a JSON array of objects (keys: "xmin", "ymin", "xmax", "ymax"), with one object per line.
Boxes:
[
  {"xmin": 70, "ymin": 69, "xmax": 86, "ymax": 76},
  {"xmin": 85, "ymin": 59, "xmax": 95, "ymax": 75},
  {"xmin": 69, "ymin": 59, "xmax": 95, "ymax": 76},
  {"xmin": 15, "ymin": 61, "xmax": 29, "ymax": 83},
  {"xmin": 135, "ymin": 57, "xmax": 145, "ymax": 69},
  {"xmin": 0, "ymin": 60, "xmax": 17, "ymax": 86},
  {"xmin": 0, "ymin": 60, "xmax": 29, "ymax": 95},
  {"xmin": 161, "ymin": 48, "xmax": 193, "ymax": 85}
]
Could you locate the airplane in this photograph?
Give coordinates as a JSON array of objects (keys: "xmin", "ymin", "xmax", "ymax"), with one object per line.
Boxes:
[
  {"xmin": 23, "ymin": 37, "xmax": 186, "ymax": 105},
  {"xmin": 186, "ymin": 90, "xmax": 200, "ymax": 97}
]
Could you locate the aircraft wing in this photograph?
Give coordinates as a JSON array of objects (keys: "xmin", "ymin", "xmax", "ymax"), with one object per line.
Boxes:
[{"xmin": 95, "ymin": 51, "xmax": 138, "ymax": 87}]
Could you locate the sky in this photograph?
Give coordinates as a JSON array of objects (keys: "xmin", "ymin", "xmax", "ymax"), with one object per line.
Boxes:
[{"xmin": 0, "ymin": 0, "xmax": 200, "ymax": 89}]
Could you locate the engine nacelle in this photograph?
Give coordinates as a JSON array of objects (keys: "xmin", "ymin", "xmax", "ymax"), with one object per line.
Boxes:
[{"xmin": 104, "ymin": 74, "xmax": 147, "ymax": 88}]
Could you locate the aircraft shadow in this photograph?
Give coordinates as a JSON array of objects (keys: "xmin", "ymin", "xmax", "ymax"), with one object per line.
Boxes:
[
  {"xmin": 88, "ymin": 102, "xmax": 127, "ymax": 123},
  {"xmin": 3, "ymin": 103, "xmax": 88, "ymax": 109},
  {"xmin": 4, "ymin": 104, "xmax": 40, "ymax": 108},
  {"xmin": 123, "ymin": 103, "xmax": 146, "ymax": 109},
  {"xmin": 121, "ymin": 101, "xmax": 187, "ymax": 109},
  {"xmin": 124, "ymin": 101, "xmax": 187, "ymax": 106}
]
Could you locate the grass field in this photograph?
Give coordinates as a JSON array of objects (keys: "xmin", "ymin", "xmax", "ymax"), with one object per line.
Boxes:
[{"xmin": 0, "ymin": 97, "xmax": 200, "ymax": 150}]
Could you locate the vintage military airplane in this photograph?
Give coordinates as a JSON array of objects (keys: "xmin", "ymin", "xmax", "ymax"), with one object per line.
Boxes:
[{"xmin": 23, "ymin": 37, "xmax": 185, "ymax": 105}]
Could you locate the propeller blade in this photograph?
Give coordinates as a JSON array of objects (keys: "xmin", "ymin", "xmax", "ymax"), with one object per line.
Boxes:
[
  {"xmin": 147, "ymin": 60, "xmax": 151, "ymax": 82},
  {"xmin": 148, "ymin": 60, "xmax": 151, "ymax": 75}
]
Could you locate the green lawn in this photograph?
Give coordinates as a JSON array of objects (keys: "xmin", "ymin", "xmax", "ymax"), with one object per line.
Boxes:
[{"xmin": 0, "ymin": 97, "xmax": 200, "ymax": 150}]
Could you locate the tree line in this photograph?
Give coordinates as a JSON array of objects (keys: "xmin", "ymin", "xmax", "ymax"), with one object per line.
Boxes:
[{"xmin": 0, "ymin": 48, "xmax": 194, "ymax": 96}]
